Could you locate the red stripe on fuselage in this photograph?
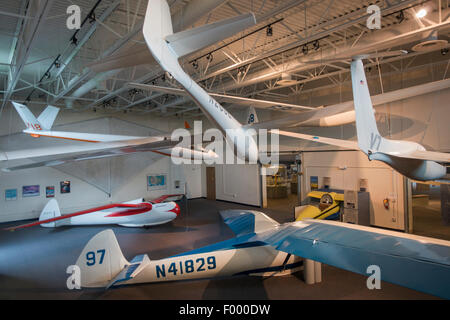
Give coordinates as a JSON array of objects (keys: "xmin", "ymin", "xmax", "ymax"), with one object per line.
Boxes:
[
  {"xmin": 4, "ymin": 203, "xmax": 152, "ymax": 230},
  {"xmin": 105, "ymin": 203, "xmax": 152, "ymax": 217}
]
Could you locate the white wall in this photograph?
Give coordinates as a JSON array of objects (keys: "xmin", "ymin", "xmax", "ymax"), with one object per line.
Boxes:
[
  {"xmin": 213, "ymin": 164, "xmax": 261, "ymax": 206},
  {"xmin": 301, "ymin": 151, "xmax": 406, "ymax": 230}
]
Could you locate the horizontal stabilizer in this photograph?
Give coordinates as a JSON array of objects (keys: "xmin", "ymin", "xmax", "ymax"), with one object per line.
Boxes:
[
  {"xmin": 220, "ymin": 210, "xmax": 279, "ymax": 237},
  {"xmin": 107, "ymin": 254, "xmax": 151, "ymax": 288},
  {"xmin": 166, "ymin": 13, "xmax": 256, "ymax": 59},
  {"xmin": 37, "ymin": 105, "xmax": 59, "ymax": 130},
  {"xmin": 151, "ymin": 194, "xmax": 184, "ymax": 203},
  {"xmin": 252, "ymin": 219, "xmax": 450, "ymax": 299},
  {"xmin": 384, "ymin": 149, "xmax": 450, "ymax": 163}
]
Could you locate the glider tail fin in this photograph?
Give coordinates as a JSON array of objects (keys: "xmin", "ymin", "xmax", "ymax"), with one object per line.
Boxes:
[
  {"xmin": 12, "ymin": 101, "xmax": 40, "ymax": 130},
  {"xmin": 75, "ymin": 229, "xmax": 130, "ymax": 288},
  {"xmin": 246, "ymin": 106, "xmax": 259, "ymax": 125},
  {"xmin": 12, "ymin": 101, "xmax": 58, "ymax": 131},
  {"xmin": 39, "ymin": 199, "xmax": 62, "ymax": 228},
  {"xmin": 350, "ymin": 59, "xmax": 382, "ymax": 155},
  {"xmin": 37, "ymin": 105, "xmax": 59, "ymax": 130}
]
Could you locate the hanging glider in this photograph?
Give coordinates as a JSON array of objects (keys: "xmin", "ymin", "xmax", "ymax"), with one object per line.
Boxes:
[
  {"xmin": 0, "ymin": 102, "xmax": 218, "ymax": 171},
  {"xmin": 143, "ymin": 0, "xmax": 259, "ymax": 162},
  {"xmin": 5, "ymin": 194, "xmax": 183, "ymax": 231},
  {"xmin": 275, "ymin": 57, "xmax": 450, "ymax": 181},
  {"xmin": 73, "ymin": 209, "xmax": 450, "ymax": 299}
]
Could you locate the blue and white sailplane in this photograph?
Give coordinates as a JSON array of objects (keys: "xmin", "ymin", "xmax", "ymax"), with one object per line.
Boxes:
[{"xmin": 76, "ymin": 210, "xmax": 450, "ymax": 298}]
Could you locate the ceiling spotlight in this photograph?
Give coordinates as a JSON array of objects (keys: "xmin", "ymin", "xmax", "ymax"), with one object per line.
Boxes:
[
  {"xmin": 266, "ymin": 25, "xmax": 273, "ymax": 37},
  {"xmin": 206, "ymin": 53, "xmax": 213, "ymax": 62},
  {"xmin": 396, "ymin": 10, "xmax": 404, "ymax": 23},
  {"xmin": 302, "ymin": 44, "xmax": 309, "ymax": 55},
  {"xmin": 416, "ymin": 8, "xmax": 427, "ymax": 18},
  {"xmin": 313, "ymin": 40, "xmax": 320, "ymax": 50},
  {"xmin": 441, "ymin": 48, "xmax": 449, "ymax": 55},
  {"xmin": 192, "ymin": 60, "xmax": 198, "ymax": 69}
]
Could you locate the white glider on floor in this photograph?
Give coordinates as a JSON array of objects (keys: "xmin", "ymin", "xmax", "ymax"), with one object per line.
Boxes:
[
  {"xmin": 276, "ymin": 58, "xmax": 450, "ymax": 181},
  {"xmin": 73, "ymin": 209, "xmax": 450, "ymax": 299},
  {"xmin": 5, "ymin": 194, "xmax": 183, "ymax": 230}
]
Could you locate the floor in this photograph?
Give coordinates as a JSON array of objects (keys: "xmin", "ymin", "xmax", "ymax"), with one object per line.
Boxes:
[
  {"xmin": 0, "ymin": 198, "xmax": 438, "ymax": 300},
  {"xmin": 412, "ymin": 199, "xmax": 450, "ymax": 241}
]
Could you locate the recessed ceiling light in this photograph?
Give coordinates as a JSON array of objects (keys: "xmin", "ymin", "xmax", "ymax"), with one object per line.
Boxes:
[{"xmin": 416, "ymin": 8, "xmax": 427, "ymax": 18}]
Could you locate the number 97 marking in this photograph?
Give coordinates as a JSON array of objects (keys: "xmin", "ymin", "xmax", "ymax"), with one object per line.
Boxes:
[{"xmin": 86, "ymin": 249, "xmax": 105, "ymax": 266}]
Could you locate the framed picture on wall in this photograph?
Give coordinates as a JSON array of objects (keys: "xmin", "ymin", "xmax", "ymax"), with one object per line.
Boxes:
[
  {"xmin": 22, "ymin": 185, "xmax": 40, "ymax": 198},
  {"xmin": 5, "ymin": 189, "xmax": 17, "ymax": 201},
  {"xmin": 147, "ymin": 174, "xmax": 167, "ymax": 191},
  {"xmin": 310, "ymin": 176, "xmax": 318, "ymax": 191},
  {"xmin": 60, "ymin": 181, "xmax": 71, "ymax": 194},
  {"xmin": 46, "ymin": 186, "xmax": 55, "ymax": 198}
]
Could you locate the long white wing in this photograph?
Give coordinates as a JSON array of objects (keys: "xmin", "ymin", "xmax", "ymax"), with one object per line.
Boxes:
[
  {"xmin": 275, "ymin": 130, "xmax": 358, "ymax": 149},
  {"xmin": 1, "ymin": 137, "xmax": 177, "ymax": 171},
  {"xmin": 129, "ymin": 83, "xmax": 315, "ymax": 111},
  {"xmin": 251, "ymin": 219, "xmax": 450, "ymax": 299}
]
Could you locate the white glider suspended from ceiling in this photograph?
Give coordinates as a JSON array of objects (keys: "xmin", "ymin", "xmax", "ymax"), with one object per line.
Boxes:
[
  {"xmin": 142, "ymin": 0, "xmax": 449, "ymax": 181},
  {"xmin": 275, "ymin": 56, "xmax": 450, "ymax": 181},
  {"xmin": 0, "ymin": 102, "xmax": 218, "ymax": 172},
  {"xmin": 0, "ymin": 10, "xmax": 261, "ymax": 171}
]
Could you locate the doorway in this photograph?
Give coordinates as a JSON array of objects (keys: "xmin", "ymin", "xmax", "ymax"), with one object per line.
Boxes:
[{"xmin": 206, "ymin": 167, "xmax": 216, "ymax": 200}]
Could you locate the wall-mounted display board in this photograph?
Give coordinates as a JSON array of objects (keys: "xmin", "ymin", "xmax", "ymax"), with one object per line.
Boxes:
[
  {"xmin": 147, "ymin": 174, "xmax": 167, "ymax": 191},
  {"xmin": 5, "ymin": 189, "xmax": 17, "ymax": 201},
  {"xmin": 46, "ymin": 186, "xmax": 55, "ymax": 198},
  {"xmin": 22, "ymin": 185, "xmax": 40, "ymax": 198},
  {"xmin": 60, "ymin": 181, "xmax": 71, "ymax": 194}
]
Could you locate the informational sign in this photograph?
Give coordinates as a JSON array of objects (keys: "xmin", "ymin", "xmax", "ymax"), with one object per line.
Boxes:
[
  {"xmin": 5, "ymin": 189, "xmax": 17, "ymax": 201},
  {"xmin": 147, "ymin": 174, "xmax": 167, "ymax": 191},
  {"xmin": 23, "ymin": 185, "xmax": 40, "ymax": 198},
  {"xmin": 60, "ymin": 181, "xmax": 71, "ymax": 194},
  {"xmin": 46, "ymin": 186, "xmax": 55, "ymax": 198},
  {"xmin": 310, "ymin": 176, "xmax": 318, "ymax": 191}
]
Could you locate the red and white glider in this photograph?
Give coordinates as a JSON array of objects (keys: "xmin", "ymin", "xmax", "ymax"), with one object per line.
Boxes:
[{"xmin": 5, "ymin": 195, "xmax": 183, "ymax": 231}]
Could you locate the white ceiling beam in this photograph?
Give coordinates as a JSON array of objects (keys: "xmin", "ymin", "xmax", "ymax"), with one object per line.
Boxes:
[{"xmin": 1, "ymin": 0, "xmax": 54, "ymax": 113}]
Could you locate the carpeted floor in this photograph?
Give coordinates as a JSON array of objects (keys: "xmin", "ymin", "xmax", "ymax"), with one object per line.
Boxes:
[{"xmin": 0, "ymin": 198, "xmax": 439, "ymax": 299}]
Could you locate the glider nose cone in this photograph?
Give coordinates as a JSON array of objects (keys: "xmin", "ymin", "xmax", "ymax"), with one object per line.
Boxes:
[{"xmin": 169, "ymin": 203, "xmax": 181, "ymax": 216}]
